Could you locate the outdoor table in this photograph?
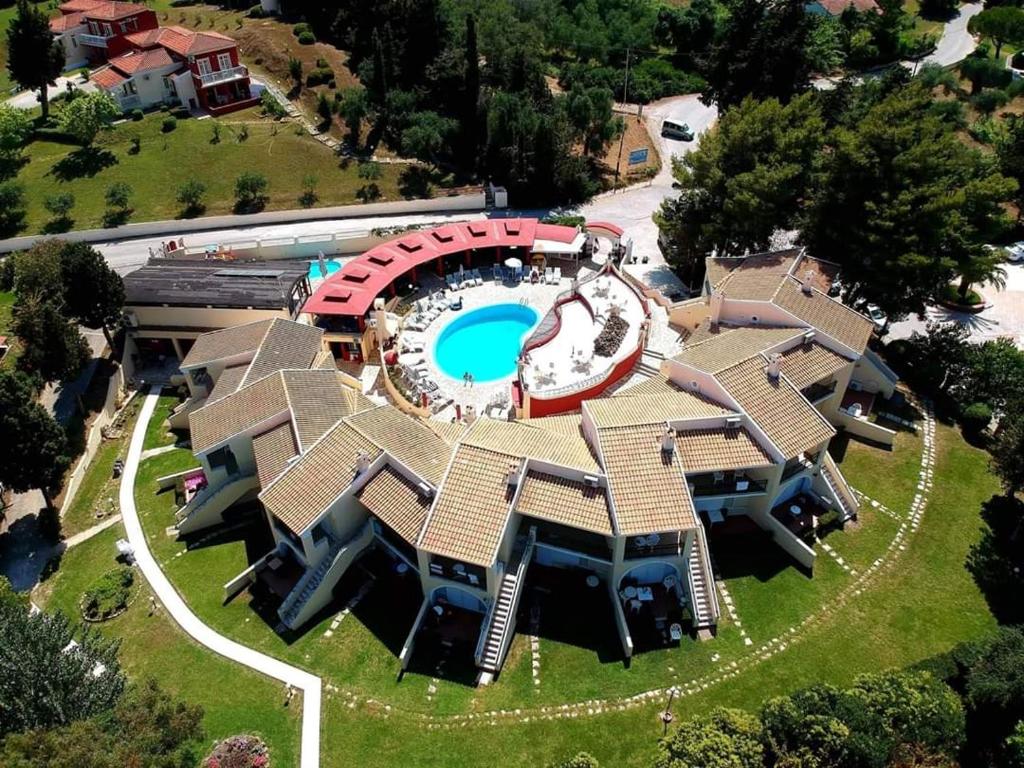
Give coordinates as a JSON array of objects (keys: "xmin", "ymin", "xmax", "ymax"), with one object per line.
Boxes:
[
  {"xmin": 622, "ymin": 585, "xmax": 637, "ymax": 600},
  {"xmin": 585, "ymin": 574, "xmax": 599, "ymax": 588},
  {"xmin": 267, "ymin": 557, "xmax": 283, "ymax": 571},
  {"xmin": 789, "ymin": 504, "xmax": 802, "ymax": 517}
]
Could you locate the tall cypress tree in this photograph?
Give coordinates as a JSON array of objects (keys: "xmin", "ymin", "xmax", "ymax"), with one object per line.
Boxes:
[
  {"xmin": 463, "ymin": 13, "xmax": 480, "ymax": 171},
  {"xmin": 6, "ymin": 0, "xmax": 65, "ymax": 121}
]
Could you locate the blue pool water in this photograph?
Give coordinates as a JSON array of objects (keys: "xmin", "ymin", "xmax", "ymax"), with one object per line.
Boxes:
[
  {"xmin": 434, "ymin": 303, "xmax": 538, "ymax": 382},
  {"xmin": 308, "ymin": 259, "xmax": 341, "ymax": 279}
]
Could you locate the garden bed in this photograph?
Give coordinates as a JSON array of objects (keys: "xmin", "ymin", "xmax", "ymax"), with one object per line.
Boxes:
[
  {"xmin": 80, "ymin": 566, "xmax": 136, "ymax": 622},
  {"xmin": 204, "ymin": 734, "xmax": 270, "ymax": 768},
  {"xmin": 593, "ymin": 315, "xmax": 629, "ymax": 357}
]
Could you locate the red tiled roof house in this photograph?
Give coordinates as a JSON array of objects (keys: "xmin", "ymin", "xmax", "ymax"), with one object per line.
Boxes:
[
  {"xmin": 52, "ymin": 2, "xmax": 255, "ymax": 115},
  {"xmin": 49, "ymin": 1, "xmax": 158, "ymax": 68}
]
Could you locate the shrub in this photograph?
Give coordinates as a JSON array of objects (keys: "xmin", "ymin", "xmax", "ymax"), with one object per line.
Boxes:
[
  {"xmin": 161, "ymin": 115, "xmax": 177, "ymax": 133},
  {"xmin": 298, "ymin": 30, "xmax": 315, "ymax": 45},
  {"xmin": 43, "ymin": 192, "xmax": 74, "ymax": 219},
  {"xmin": 962, "ymin": 402, "xmax": 994, "ymax": 434},
  {"xmin": 817, "ymin": 508, "xmax": 841, "ymax": 532},
  {"xmin": 82, "ymin": 567, "xmax": 133, "ymax": 621},
  {"xmin": 234, "ymin": 171, "xmax": 269, "ymax": 213},
  {"xmin": 204, "ymin": 734, "xmax": 270, "ymax": 768},
  {"xmin": 972, "ymin": 88, "xmax": 1010, "ymax": 115},
  {"xmin": 260, "ymin": 90, "xmax": 287, "ymax": 119},
  {"xmin": 247, "ymin": 4, "xmax": 265, "ymax": 18},
  {"xmin": 315, "ymin": 57, "xmax": 328, "ymax": 69},
  {"xmin": 130, "ymin": 108, "xmax": 143, "ymax": 122},
  {"xmin": 291, "ymin": 22, "xmax": 311, "ymax": 37},
  {"xmin": 305, "ymin": 67, "xmax": 333, "ymax": 87},
  {"xmin": 176, "ymin": 178, "xmax": 206, "ymax": 216}
]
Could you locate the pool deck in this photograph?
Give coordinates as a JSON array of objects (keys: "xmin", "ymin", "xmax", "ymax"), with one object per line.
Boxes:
[{"xmin": 399, "ymin": 268, "xmax": 682, "ymax": 421}]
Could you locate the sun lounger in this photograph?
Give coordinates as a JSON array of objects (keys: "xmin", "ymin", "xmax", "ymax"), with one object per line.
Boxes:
[
  {"xmin": 446, "ymin": 275, "xmax": 460, "ymax": 291},
  {"xmin": 492, "ymin": 265, "xmax": 503, "ymax": 282},
  {"xmin": 554, "ymin": 267, "xmax": 562, "ymax": 283}
]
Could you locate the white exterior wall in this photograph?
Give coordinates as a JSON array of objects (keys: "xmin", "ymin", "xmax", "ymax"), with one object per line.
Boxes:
[{"xmin": 57, "ymin": 30, "xmax": 89, "ymax": 71}]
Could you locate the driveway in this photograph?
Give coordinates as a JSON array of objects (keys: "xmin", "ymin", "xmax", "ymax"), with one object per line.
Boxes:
[
  {"xmin": 6, "ymin": 75, "xmax": 96, "ymax": 110},
  {"xmin": 887, "ymin": 262, "xmax": 1024, "ymax": 348},
  {"xmin": 578, "ymin": 94, "xmax": 718, "ymax": 295},
  {"xmin": 919, "ymin": 2, "xmax": 982, "ymax": 68}
]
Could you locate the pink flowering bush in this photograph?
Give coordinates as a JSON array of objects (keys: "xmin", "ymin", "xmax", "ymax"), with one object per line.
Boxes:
[{"xmin": 204, "ymin": 735, "xmax": 270, "ymax": 768}]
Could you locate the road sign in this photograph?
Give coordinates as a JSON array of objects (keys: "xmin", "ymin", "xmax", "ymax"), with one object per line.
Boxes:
[{"xmin": 628, "ymin": 148, "xmax": 648, "ymax": 166}]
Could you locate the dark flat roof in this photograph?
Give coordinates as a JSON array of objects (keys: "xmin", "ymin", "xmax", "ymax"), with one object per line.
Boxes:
[{"xmin": 124, "ymin": 258, "xmax": 309, "ymax": 309}]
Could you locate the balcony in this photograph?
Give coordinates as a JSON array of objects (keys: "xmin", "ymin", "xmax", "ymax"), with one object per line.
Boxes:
[
  {"xmin": 688, "ymin": 473, "xmax": 767, "ymax": 498},
  {"xmin": 624, "ymin": 533, "xmax": 683, "ymax": 560},
  {"xmin": 117, "ymin": 94, "xmax": 141, "ymax": 111},
  {"xmin": 198, "ymin": 65, "xmax": 249, "ymax": 88},
  {"xmin": 77, "ymin": 33, "xmax": 108, "ymax": 47},
  {"xmin": 802, "ymin": 380, "xmax": 838, "ymax": 403},
  {"xmin": 781, "ymin": 455, "xmax": 815, "ymax": 482}
]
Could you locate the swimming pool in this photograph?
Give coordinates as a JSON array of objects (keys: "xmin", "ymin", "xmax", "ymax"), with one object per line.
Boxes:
[
  {"xmin": 434, "ymin": 303, "xmax": 538, "ymax": 382},
  {"xmin": 307, "ymin": 258, "xmax": 341, "ymax": 279}
]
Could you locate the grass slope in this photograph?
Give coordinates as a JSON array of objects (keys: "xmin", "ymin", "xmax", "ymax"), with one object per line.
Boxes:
[
  {"xmin": 16, "ymin": 110, "xmax": 409, "ymax": 234},
  {"xmin": 123, "ymin": 400, "xmax": 996, "ymax": 765}
]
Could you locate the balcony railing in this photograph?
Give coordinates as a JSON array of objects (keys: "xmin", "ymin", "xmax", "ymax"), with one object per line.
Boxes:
[
  {"xmin": 117, "ymin": 94, "xmax": 141, "ymax": 111},
  {"xmin": 781, "ymin": 456, "xmax": 815, "ymax": 482},
  {"xmin": 198, "ymin": 65, "xmax": 249, "ymax": 88},
  {"xmin": 624, "ymin": 535, "xmax": 682, "ymax": 560},
  {"xmin": 689, "ymin": 474, "xmax": 768, "ymax": 498},
  {"xmin": 77, "ymin": 33, "xmax": 108, "ymax": 47}
]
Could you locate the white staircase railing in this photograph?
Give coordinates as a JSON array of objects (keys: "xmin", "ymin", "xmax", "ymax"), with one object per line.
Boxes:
[
  {"xmin": 174, "ymin": 474, "xmax": 257, "ymax": 534},
  {"xmin": 477, "ymin": 528, "xmax": 536, "ymax": 673},
  {"xmin": 821, "ymin": 452, "xmax": 860, "ymax": 521},
  {"xmin": 688, "ymin": 525, "xmax": 719, "ymax": 628}
]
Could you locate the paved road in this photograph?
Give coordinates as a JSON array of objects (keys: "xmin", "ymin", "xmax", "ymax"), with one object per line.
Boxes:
[
  {"xmin": 888, "ymin": 262, "xmax": 1024, "ymax": 348},
  {"xmin": 578, "ymin": 94, "xmax": 718, "ymax": 295},
  {"xmin": 6, "ymin": 75, "xmax": 96, "ymax": 110},
  {"xmin": 920, "ymin": 2, "xmax": 982, "ymax": 68},
  {"xmin": 120, "ymin": 389, "xmax": 322, "ymax": 768}
]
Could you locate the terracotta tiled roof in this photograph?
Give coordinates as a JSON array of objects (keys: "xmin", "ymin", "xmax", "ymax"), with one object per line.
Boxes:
[
  {"xmin": 90, "ymin": 66, "xmax": 127, "ymax": 89},
  {"xmin": 519, "ymin": 413, "xmax": 585, "ymax": 439},
  {"xmin": 206, "ymin": 363, "xmax": 248, "ymax": 403},
  {"xmin": 597, "ymin": 423, "xmax": 696, "ymax": 536},
  {"xmin": 241, "ymin": 321, "xmax": 323, "ymax": 388},
  {"xmin": 673, "ymin": 326, "xmax": 803, "ymax": 374},
  {"xmin": 282, "ymin": 370, "xmax": 373, "ymax": 449},
  {"xmin": 82, "ymin": 1, "xmax": 150, "ymax": 21},
  {"xmin": 425, "ymin": 420, "xmax": 470, "ymax": 445},
  {"xmin": 586, "ymin": 391, "xmax": 731, "ymax": 428},
  {"xmin": 778, "ymin": 341, "xmax": 851, "ymax": 390},
  {"xmin": 252, "ymin": 422, "xmax": 297, "ymax": 488},
  {"xmin": 674, "ymin": 427, "xmax": 773, "ymax": 473},
  {"xmin": 814, "ymin": 0, "xmax": 879, "ymax": 14},
  {"xmin": 461, "ymin": 418, "xmax": 598, "ymax": 473},
  {"xmin": 356, "ymin": 466, "xmax": 431, "ymax": 546},
  {"xmin": 58, "ymin": 0, "xmax": 106, "ymax": 12},
  {"xmin": 189, "ymin": 370, "xmax": 289, "ymax": 453},
  {"xmin": 109, "ymin": 47, "xmax": 175, "ymax": 74},
  {"xmin": 260, "ymin": 422, "xmax": 379, "ymax": 534},
  {"xmin": 50, "ymin": 12, "xmax": 84, "ymax": 32},
  {"xmin": 772, "ymin": 277, "xmax": 874, "ymax": 354},
  {"xmin": 714, "ymin": 249, "xmax": 801, "ymax": 300},
  {"xmin": 133, "ymin": 25, "xmax": 236, "ymax": 57},
  {"xmin": 716, "ymin": 357, "xmax": 835, "ymax": 459},
  {"xmin": 419, "ymin": 445, "xmax": 514, "ymax": 566},
  {"xmin": 704, "ymin": 257, "xmax": 744, "ymax": 289},
  {"xmin": 346, "ymin": 406, "xmax": 451, "ymax": 485},
  {"xmin": 180, "ymin": 319, "xmax": 273, "ymax": 369},
  {"xmin": 516, "ymin": 470, "xmax": 614, "ymax": 535},
  {"xmin": 611, "ymin": 373, "xmax": 685, "ymax": 397}
]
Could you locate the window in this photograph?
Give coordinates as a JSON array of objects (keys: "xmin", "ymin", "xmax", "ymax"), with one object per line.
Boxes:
[
  {"xmin": 217, "ymin": 53, "xmax": 232, "ymax": 71},
  {"xmin": 102, "ymin": 23, "xmax": 112, "ymax": 36},
  {"xmin": 207, "ymin": 446, "xmax": 239, "ymax": 476},
  {"xmin": 196, "ymin": 57, "xmax": 212, "ymax": 76}
]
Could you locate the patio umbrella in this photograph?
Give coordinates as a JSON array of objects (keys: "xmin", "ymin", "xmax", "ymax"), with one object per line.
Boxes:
[{"xmin": 504, "ymin": 256, "xmax": 523, "ymax": 269}]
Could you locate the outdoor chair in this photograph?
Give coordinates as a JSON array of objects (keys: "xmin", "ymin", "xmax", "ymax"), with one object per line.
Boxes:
[{"xmin": 554, "ymin": 267, "xmax": 562, "ymax": 283}]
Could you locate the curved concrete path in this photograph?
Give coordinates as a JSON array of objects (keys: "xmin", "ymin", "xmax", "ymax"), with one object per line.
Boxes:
[{"xmin": 119, "ymin": 387, "xmax": 321, "ymax": 768}]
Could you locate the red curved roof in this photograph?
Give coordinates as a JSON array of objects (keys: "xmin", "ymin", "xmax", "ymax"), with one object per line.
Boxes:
[
  {"xmin": 305, "ymin": 218, "xmax": 580, "ymax": 318},
  {"xmin": 585, "ymin": 221, "xmax": 624, "ymax": 237}
]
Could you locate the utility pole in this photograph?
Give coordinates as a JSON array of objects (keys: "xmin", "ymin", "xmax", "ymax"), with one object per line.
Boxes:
[{"xmin": 613, "ymin": 46, "xmax": 631, "ymax": 190}]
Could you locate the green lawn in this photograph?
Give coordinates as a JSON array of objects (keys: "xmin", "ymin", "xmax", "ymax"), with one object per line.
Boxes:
[
  {"xmin": 143, "ymin": 390, "xmax": 184, "ymax": 452},
  {"xmin": 14, "ymin": 109, "xmax": 412, "ymax": 235},
  {"xmin": 36, "ymin": 524, "xmax": 302, "ymax": 766},
  {"xmin": 0, "ymin": 290, "xmax": 17, "ymax": 371},
  {"xmin": 34, "ymin": 399, "xmax": 999, "ymax": 768}
]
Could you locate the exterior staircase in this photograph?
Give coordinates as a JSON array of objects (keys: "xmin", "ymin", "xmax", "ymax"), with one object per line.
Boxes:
[
  {"xmin": 820, "ymin": 452, "xmax": 860, "ymax": 522},
  {"xmin": 687, "ymin": 526, "xmax": 719, "ymax": 630},
  {"xmin": 477, "ymin": 528, "xmax": 536, "ymax": 674},
  {"xmin": 278, "ymin": 520, "xmax": 374, "ymax": 630},
  {"xmin": 175, "ymin": 474, "xmax": 258, "ymax": 536},
  {"xmin": 634, "ymin": 349, "xmax": 664, "ymax": 378}
]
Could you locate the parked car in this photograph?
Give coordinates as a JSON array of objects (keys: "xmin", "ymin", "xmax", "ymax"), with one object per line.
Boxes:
[
  {"xmin": 1004, "ymin": 242, "xmax": 1024, "ymax": 263},
  {"xmin": 661, "ymin": 119, "xmax": 694, "ymax": 141},
  {"xmin": 862, "ymin": 302, "xmax": 888, "ymax": 334}
]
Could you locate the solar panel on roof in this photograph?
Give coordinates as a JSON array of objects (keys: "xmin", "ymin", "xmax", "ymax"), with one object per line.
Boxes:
[{"xmin": 213, "ymin": 269, "xmax": 286, "ymax": 278}]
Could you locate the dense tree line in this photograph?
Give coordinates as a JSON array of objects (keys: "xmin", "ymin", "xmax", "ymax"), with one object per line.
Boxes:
[
  {"xmin": 0, "ymin": 581, "xmax": 205, "ymax": 767},
  {"xmin": 658, "ymin": 71, "xmax": 1016, "ymax": 319}
]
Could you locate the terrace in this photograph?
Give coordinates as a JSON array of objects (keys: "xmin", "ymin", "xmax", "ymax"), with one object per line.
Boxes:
[
  {"xmin": 770, "ymin": 492, "xmax": 832, "ymax": 544},
  {"xmin": 688, "ymin": 471, "xmax": 768, "ymax": 497}
]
